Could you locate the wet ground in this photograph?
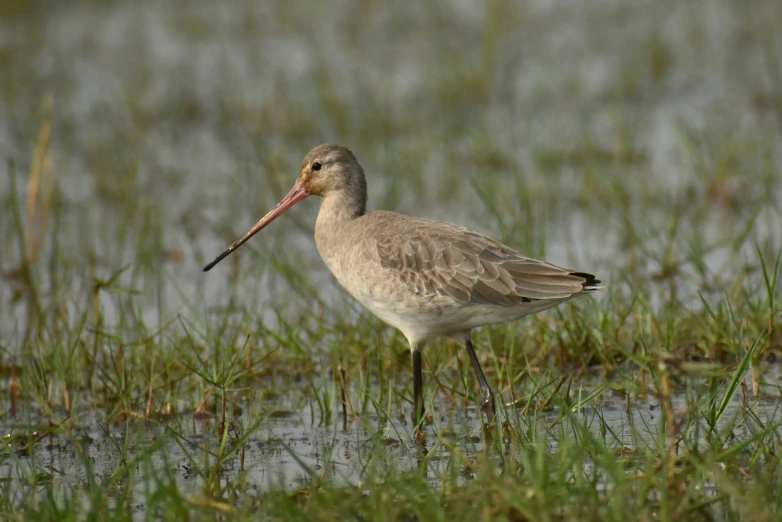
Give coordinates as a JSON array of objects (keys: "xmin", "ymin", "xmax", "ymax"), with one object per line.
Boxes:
[
  {"xmin": 3, "ymin": 368, "xmax": 781, "ymax": 508},
  {"xmin": 1, "ymin": 0, "xmax": 781, "ymax": 515}
]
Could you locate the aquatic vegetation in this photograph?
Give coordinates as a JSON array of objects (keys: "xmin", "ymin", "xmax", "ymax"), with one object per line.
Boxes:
[{"xmin": 0, "ymin": 1, "xmax": 780, "ymax": 520}]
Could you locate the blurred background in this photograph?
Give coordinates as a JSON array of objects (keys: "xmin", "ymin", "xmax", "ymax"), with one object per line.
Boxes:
[
  {"xmin": 0, "ymin": 0, "xmax": 780, "ymax": 357},
  {"xmin": 1, "ymin": 1, "xmax": 781, "ymax": 510}
]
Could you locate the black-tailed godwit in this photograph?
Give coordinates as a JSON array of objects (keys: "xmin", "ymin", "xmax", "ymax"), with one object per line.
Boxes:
[{"xmin": 204, "ymin": 144, "xmax": 601, "ymax": 428}]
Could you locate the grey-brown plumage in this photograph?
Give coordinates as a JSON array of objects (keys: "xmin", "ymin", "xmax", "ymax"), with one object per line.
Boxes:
[
  {"xmin": 204, "ymin": 144, "xmax": 601, "ymax": 430},
  {"xmin": 374, "ymin": 221, "xmax": 593, "ymax": 304}
]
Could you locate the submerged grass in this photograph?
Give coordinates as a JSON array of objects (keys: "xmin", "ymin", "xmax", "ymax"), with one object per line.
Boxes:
[{"xmin": 1, "ymin": 0, "xmax": 782, "ymax": 520}]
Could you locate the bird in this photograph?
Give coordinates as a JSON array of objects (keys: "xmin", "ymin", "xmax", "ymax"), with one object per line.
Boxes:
[{"xmin": 203, "ymin": 144, "xmax": 600, "ymax": 429}]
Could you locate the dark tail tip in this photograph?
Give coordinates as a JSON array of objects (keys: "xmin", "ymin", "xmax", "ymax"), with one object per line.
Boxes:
[{"xmin": 570, "ymin": 272, "xmax": 602, "ymax": 290}]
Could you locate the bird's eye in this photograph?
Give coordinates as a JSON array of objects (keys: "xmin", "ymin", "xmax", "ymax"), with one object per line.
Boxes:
[{"xmin": 311, "ymin": 162, "xmax": 322, "ymax": 171}]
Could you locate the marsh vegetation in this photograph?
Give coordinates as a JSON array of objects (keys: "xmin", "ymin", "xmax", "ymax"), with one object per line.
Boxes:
[{"xmin": 0, "ymin": 1, "xmax": 781, "ymax": 520}]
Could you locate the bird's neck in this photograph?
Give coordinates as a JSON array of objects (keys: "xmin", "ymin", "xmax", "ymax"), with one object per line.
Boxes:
[
  {"xmin": 314, "ymin": 188, "xmax": 367, "ymax": 265},
  {"xmin": 314, "ymin": 168, "xmax": 367, "ymax": 262},
  {"xmin": 316, "ymin": 186, "xmax": 367, "ymax": 230}
]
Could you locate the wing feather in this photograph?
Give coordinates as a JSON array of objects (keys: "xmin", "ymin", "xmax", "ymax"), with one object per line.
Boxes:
[{"xmin": 373, "ymin": 223, "xmax": 596, "ymax": 306}]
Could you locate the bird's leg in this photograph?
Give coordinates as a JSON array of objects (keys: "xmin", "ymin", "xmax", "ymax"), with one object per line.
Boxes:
[
  {"xmin": 465, "ymin": 336, "xmax": 496, "ymax": 425},
  {"xmin": 412, "ymin": 345, "xmax": 424, "ymax": 428}
]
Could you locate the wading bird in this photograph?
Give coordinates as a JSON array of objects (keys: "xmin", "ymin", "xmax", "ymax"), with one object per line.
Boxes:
[{"xmin": 204, "ymin": 145, "xmax": 600, "ymax": 428}]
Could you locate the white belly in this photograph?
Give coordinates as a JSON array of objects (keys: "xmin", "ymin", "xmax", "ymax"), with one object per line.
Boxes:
[{"xmin": 351, "ymin": 288, "xmax": 572, "ymax": 347}]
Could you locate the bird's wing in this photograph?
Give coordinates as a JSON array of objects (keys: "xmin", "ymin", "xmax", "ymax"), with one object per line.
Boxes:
[{"xmin": 374, "ymin": 227, "xmax": 596, "ymax": 306}]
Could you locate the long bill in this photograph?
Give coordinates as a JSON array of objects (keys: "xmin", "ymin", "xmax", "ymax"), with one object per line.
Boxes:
[{"xmin": 203, "ymin": 181, "xmax": 309, "ymax": 272}]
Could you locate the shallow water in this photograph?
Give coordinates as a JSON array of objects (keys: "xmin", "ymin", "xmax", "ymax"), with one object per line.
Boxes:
[
  {"xmin": 2, "ymin": 367, "xmax": 781, "ymax": 510},
  {"xmin": 0, "ymin": 0, "xmax": 781, "ymax": 513}
]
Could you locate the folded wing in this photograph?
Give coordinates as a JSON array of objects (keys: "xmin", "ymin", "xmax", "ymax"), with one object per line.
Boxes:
[{"xmin": 374, "ymin": 227, "xmax": 599, "ymax": 306}]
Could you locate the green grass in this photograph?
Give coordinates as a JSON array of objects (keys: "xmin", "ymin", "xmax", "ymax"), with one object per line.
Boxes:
[{"xmin": 1, "ymin": 0, "xmax": 782, "ymax": 520}]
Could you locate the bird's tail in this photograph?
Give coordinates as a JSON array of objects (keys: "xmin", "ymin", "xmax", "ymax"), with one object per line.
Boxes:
[{"xmin": 570, "ymin": 272, "xmax": 602, "ymax": 292}]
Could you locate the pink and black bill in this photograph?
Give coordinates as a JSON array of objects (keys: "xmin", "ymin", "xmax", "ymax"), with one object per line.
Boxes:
[{"xmin": 203, "ymin": 181, "xmax": 309, "ymax": 272}]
